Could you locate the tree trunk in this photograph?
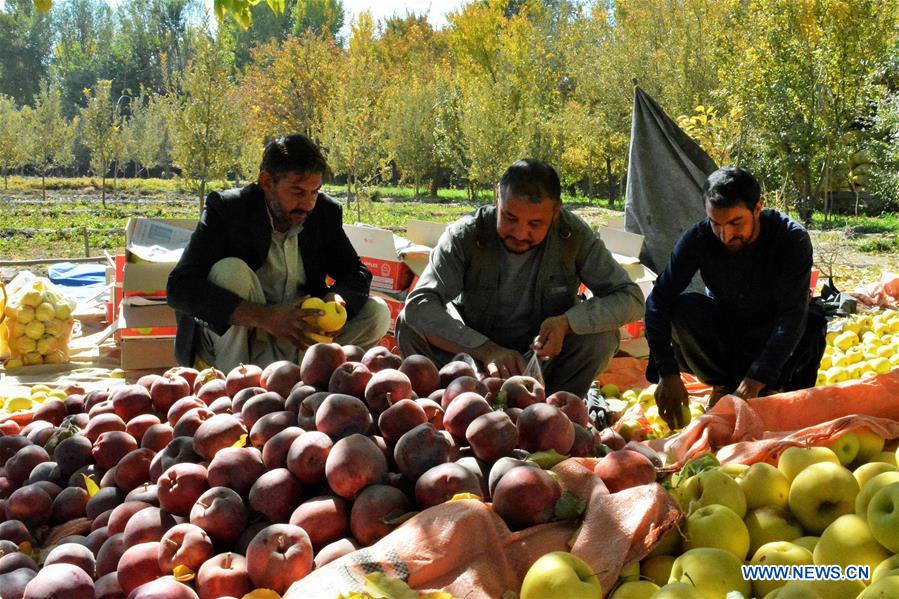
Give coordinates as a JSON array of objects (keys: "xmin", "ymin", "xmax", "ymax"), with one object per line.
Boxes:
[
  {"xmin": 430, "ymin": 167, "xmax": 439, "ymax": 198},
  {"xmin": 346, "ymin": 176, "xmax": 353, "ymax": 212},
  {"xmin": 199, "ymin": 179, "xmax": 206, "ymax": 217},
  {"xmin": 101, "ymin": 173, "xmax": 107, "ymax": 209},
  {"xmin": 41, "ymin": 174, "xmax": 46, "ymax": 202},
  {"xmin": 414, "ymin": 175, "xmax": 420, "ymax": 198},
  {"xmin": 606, "ymin": 156, "xmax": 614, "ymax": 210}
]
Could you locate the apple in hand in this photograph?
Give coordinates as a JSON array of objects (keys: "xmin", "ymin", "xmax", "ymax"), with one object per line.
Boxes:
[
  {"xmin": 301, "ymin": 297, "xmax": 347, "ymax": 333},
  {"xmin": 519, "ymin": 551, "xmax": 602, "ymax": 599}
]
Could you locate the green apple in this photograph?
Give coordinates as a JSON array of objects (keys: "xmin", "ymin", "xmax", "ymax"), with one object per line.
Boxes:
[
  {"xmin": 720, "ymin": 463, "xmax": 749, "ymax": 478},
  {"xmin": 855, "ymin": 471, "xmax": 899, "ymax": 516},
  {"xmin": 652, "ymin": 582, "xmax": 704, "ymax": 598},
  {"xmin": 866, "ymin": 481, "xmax": 899, "ymax": 553},
  {"xmin": 640, "ymin": 555, "xmax": 675, "ymax": 587},
  {"xmin": 646, "ymin": 525, "xmax": 682, "ymax": 558},
  {"xmin": 520, "ymin": 551, "xmax": 602, "ymax": 599},
  {"xmin": 778, "ymin": 446, "xmax": 840, "ymax": 483},
  {"xmin": 788, "ymin": 462, "xmax": 859, "ymax": 534},
  {"xmin": 737, "ymin": 462, "xmax": 790, "ymax": 510},
  {"xmin": 678, "ymin": 468, "xmax": 747, "ymax": 517},
  {"xmin": 600, "ymin": 383, "xmax": 621, "ymax": 398},
  {"xmin": 858, "ymin": 575, "xmax": 899, "ymax": 598},
  {"xmin": 749, "ymin": 541, "xmax": 814, "ymax": 598},
  {"xmin": 609, "ymin": 580, "xmax": 659, "ymax": 598},
  {"xmin": 684, "ymin": 504, "xmax": 750, "ymax": 559},
  {"xmin": 791, "ymin": 535, "xmax": 819, "ymax": 553},
  {"xmin": 763, "ymin": 581, "xmax": 824, "ymax": 598},
  {"xmin": 813, "ymin": 514, "xmax": 888, "ymax": 577},
  {"xmin": 872, "ymin": 554, "xmax": 899, "ymax": 582},
  {"xmin": 620, "ymin": 561, "xmax": 640, "ymax": 582},
  {"xmin": 668, "ymin": 547, "xmax": 751, "ymax": 598},
  {"xmin": 827, "ymin": 433, "xmax": 860, "ymax": 466},
  {"xmin": 853, "ymin": 462, "xmax": 897, "ymax": 489},
  {"xmin": 744, "ymin": 506, "xmax": 804, "ymax": 555},
  {"xmin": 851, "ymin": 429, "xmax": 886, "ymax": 466},
  {"xmin": 805, "ymin": 579, "xmax": 865, "ymax": 599},
  {"xmin": 876, "ymin": 451, "xmax": 897, "ymax": 466}
]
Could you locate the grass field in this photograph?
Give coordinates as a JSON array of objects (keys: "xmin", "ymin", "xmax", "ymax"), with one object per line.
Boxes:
[{"xmin": 1, "ymin": 177, "xmax": 896, "ymax": 291}]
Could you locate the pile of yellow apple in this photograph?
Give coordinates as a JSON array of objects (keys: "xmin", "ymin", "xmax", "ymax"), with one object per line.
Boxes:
[
  {"xmin": 300, "ymin": 297, "xmax": 347, "ymax": 344},
  {"xmin": 0, "ymin": 383, "xmax": 67, "ymax": 415},
  {"xmin": 606, "ymin": 384, "xmax": 705, "ymax": 440},
  {"xmin": 1, "ymin": 279, "xmax": 76, "ymax": 369},
  {"xmin": 602, "ymin": 429, "xmax": 899, "ymax": 598},
  {"xmin": 818, "ymin": 310, "xmax": 899, "ymax": 386}
]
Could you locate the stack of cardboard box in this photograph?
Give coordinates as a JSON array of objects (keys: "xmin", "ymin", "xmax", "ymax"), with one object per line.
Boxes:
[
  {"xmin": 116, "ymin": 218, "xmax": 196, "ymax": 370},
  {"xmin": 343, "ymin": 220, "xmax": 448, "ymax": 351}
]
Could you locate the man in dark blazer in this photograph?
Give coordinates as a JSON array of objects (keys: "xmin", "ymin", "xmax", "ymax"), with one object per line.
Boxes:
[{"xmin": 167, "ymin": 134, "xmax": 390, "ymax": 371}]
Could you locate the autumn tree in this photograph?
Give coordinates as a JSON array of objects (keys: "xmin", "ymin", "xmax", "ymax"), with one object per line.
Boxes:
[
  {"xmin": 80, "ymin": 80, "xmax": 120, "ymax": 206},
  {"xmin": 0, "ymin": 95, "xmax": 24, "ymax": 188},
  {"xmin": 20, "ymin": 83, "xmax": 77, "ymax": 201},
  {"xmin": 167, "ymin": 33, "xmax": 244, "ymax": 214}
]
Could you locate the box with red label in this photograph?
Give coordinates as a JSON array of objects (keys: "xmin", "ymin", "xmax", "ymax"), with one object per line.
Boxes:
[
  {"xmin": 123, "ymin": 218, "xmax": 196, "ymax": 297},
  {"xmin": 343, "ymin": 225, "xmax": 413, "ymax": 292},
  {"xmin": 371, "ymin": 289, "xmax": 406, "ymax": 334}
]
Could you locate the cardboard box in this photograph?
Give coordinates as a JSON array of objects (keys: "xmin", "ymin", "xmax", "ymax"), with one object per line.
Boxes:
[
  {"xmin": 402, "ymin": 220, "xmax": 448, "ymax": 276},
  {"xmin": 120, "ymin": 337, "xmax": 177, "ymax": 370},
  {"xmin": 118, "ymin": 301, "xmax": 177, "ymax": 339},
  {"xmin": 343, "ymin": 225, "xmax": 414, "ymax": 292},
  {"xmin": 123, "ymin": 218, "xmax": 196, "ymax": 296},
  {"xmin": 598, "ymin": 225, "xmax": 657, "ymax": 300}
]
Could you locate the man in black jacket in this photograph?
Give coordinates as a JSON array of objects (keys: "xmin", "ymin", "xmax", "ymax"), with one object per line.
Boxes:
[
  {"xmin": 645, "ymin": 167, "xmax": 826, "ymax": 428},
  {"xmin": 167, "ymin": 134, "xmax": 390, "ymax": 371}
]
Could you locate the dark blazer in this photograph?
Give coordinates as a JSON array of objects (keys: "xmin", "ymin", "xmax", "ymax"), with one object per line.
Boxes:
[{"xmin": 167, "ymin": 183, "xmax": 372, "ymax": 366}]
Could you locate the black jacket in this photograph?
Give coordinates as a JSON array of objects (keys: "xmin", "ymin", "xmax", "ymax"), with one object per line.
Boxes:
[{"xmin": 167, "ymin": 183, "xmax": 372, "ymax": 366}]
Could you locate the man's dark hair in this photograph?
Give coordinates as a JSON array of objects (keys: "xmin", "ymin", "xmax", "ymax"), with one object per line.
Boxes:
[
  {"xmin": 498, "ymin": 159, "xmax": 562, "ymax": 203},
  {"xmin": 259, "ymin": 134, "xmax": 329, "ymax": 181},
  {"xmin": 702, "ymin": 166, "xmax": 761, "ymax": 211}
]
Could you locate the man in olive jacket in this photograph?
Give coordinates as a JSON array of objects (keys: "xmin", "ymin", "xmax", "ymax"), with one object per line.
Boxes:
[
  {"xmin": 167, "ymin": 134, "xmax": 390, "ymax": 371},
  {"xmin": 396, "ymin": 159, "xmax": 645, "ymax": 396}
]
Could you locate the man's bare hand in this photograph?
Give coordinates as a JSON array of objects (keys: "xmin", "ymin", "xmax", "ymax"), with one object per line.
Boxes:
[
  {"xmin": 733, "ymin": 377, "xmax": 765, "ymax": 400},
  {"xmin": 532, "ymin": 315, "xmax": 570, "ymax": 359},
  {"xmin": 472, "ymin": 340, "xmax": 526, "ymax": 379},
  {"xmin": 655, "ymin": 374, "xmax": 690, "ymax": 429}
]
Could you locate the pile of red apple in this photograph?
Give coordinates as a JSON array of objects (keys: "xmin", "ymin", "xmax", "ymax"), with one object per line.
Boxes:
[{"xmin": 0, "ymin": 343, "xmax": 660, "ymax": 598}]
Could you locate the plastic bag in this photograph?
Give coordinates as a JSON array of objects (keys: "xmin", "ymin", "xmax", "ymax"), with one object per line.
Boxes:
[
  {"xmin": 522, "ymin": 349, "xmax": 545, "ymax": 386},
  {"xmin": 1, "ymin": 271, "xmax": 77, "ymax": 369}
]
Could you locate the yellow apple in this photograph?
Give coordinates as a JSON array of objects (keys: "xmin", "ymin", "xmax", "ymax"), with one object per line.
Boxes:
[
  {"xmin": 620, "ymin": 561, "xmax": 640, "ymax": 582},
  {"xmin": 813, "ymin": 514, "xmax": 888, "ymax": 577},
  {"xmin": 20, "ymin": 290, "xmax": 43, "ymax": 308},
  {"xmin": 737, "ymin": 462, "xmax": 790, "ymax": 510},
  {"xmin": 833, "ymin": 330, "xmax": 858, "ymax": 351},
  {"xmin": 646, "ymin": 525, "xmax": 682, "ymax": 558},
  {"xmin": 24, "ymin": 320, "xmax": 45, "ymax": 340},
  {"xmin": 855, "ymin": 471, "xmax": 899, "ymax": 516},
  {"xmin": 805, "ymin": 578, "xmax": 865, "ymax": 599},
  {"xmin": 872, "ymin": 554, "xmax": 899, "ymax": 582},
  {"xmin": 825, "ymin": 366, "xmax": 850, "ymax": 384},
  {"xmin": 866, "ymin": 481, "xmax": 899, "ymax": 553},
  {"xmin": 744, "ymin": 506, "xmax": 804, "ymax": 555},
  {"xmin": 34, "ymin": 302, "xmax": 55, "ymax": 322},
  {"xmin": 827, "ymin": 433, "xmax": 860, "ymax": 466},
  {"xmin": 651, "ymin": 582, "xmax": 704, "ymax": 598},
  {"xmin": 876, "ymin": 450, "xmax": 897, "ymax": 466},
  {"xmin": 668, "ymin": 547, "xmax": 751, "ymax": 598},
  {"xmin": 640, "ymin": 555, "xmax": 674, "ymax": 587},
  {"xmin": 788, "ymin": 462, "xmax": 859, "ymax": 534},
  {"xmin": 305, "ymin": 331, "xmax": 333, "ymax": 344},
  {"xmin": 319, "ymin": 301, "xmax": 347, "ymax": 332},
  {"xmin": 678, "ymin": 468, "xmax": 747, "ymax": 517},
  {"xmin": 763, "ymin": 581, "xmax": 825, "ymax": 598},
  {"xmin": 15, "ymin": 305, "xmax": 34, "ymax": 324},
  {"xmin": 853, "ymin": 462, "xmax": 896, "ymax": 489},
  {"xmin": 600, "ymin": 383, "xmax": 621, "ymax": 398},
  {"xmin": 777, "ymin": 446, "xmax": 840, "ymax": 483},
  {"xmin": 791, "ymin": 535, "xmax": 819, "ymax": 553},
  {"xmin": 749, "ymin": 541, "xmax": 814, "ymax": 598},
  {"xmin": 684, "ymin": 504, "xmax": 750, "ymax": 559},
  {"xmin": 53, "ymin": 302, "xmax": 72, "ymax": 320},
  {"xmin": 609, "ymin": 580, "xmax": 659, "ymax": 598},
  {"xmin": 721, "ymin": 463, "xmax": 749, "ymax": 478},
  {"xmin": 858, "ymin": 575, "xmax": 899, "ymax": 598},
  {"xmin": 520, "ymin": 551, "xmax": 602, "ymax": 599}
]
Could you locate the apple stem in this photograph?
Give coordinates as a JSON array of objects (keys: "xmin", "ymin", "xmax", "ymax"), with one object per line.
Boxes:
[{"xmin": 223, "ymin": 553, "xmax": 232, "ymax": 569}]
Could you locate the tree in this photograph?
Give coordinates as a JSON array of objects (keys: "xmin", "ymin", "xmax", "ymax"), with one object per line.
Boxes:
[
  {"xmin": 291, "ymin": 0, "xmax": 343, "ymax": 40},
  {"xmin": 0, "ymin": 95, "xmax": 24, "ymax": 188},
  {"xmin": 319, "ymin": 13, "xmax": 387, "ymax": 219},
  {"xmin": 79, "ymin": 80, "xmax": 120, "ymax": 207},
  {"xmin": 221, "ymin": 0, "xmax": 297, "ymax": 69},
  {"xmin": 20, "ymin": 83, "xmax": 77, "ymax": 201},
  {"xmin": 122, "ymin": 91, "xmax": 169, "ymax": 177},
  {"xmin": 167, "ymin": 33, "xmax": 244, "ymax": 213},
  {"xmin": 383, "ymin": 76, "xmax": 439, "ymax": 196},
  {"xmin": 0, "ymin": 0, "xmax": 53, "ymax": 106},
  {"xmin": 238, "ymin": 31, "xmax": 341, "ymax": 142}
]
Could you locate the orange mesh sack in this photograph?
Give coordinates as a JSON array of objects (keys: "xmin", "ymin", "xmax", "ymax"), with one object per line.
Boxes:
[{"xmin": 2, "ymin": 271, "xmax": 76, "ymax": 369}]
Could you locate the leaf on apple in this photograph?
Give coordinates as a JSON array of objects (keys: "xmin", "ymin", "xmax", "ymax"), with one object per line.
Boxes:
[
  {"xmin": 554, "ymin": 491, "xmax": 587, "ymax": 521},
  {"xmin": 527, "ymin": 449, "xmax": 568, "ymax": 469},
  {"xmin": 81, "ymin": 473, "xmax": 100, "ymax": 498},
  {"xmin": 668, "ymin": 452, "xmax": 719, "ymax": 489}
]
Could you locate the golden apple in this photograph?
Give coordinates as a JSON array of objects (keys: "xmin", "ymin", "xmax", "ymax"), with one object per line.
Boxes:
[{"xmin": 520, "ymin": 551, "xmax": 602, "ymax": 599}]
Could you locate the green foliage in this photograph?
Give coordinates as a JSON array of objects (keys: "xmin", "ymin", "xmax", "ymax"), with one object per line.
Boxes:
[
  {"xmin": 19, "ymin": 83, "xmax": 78, "ymax": 200},
  {"xmin": 0, "ymin": 95, "xmax": 24, "ymax": 187},
  {"xmin": 79, "ymin": 79, "xmax": 120, "ymax": 206},
  {"xmin": 291, "ymin": 0, "xmax": 343, "ymax": 40},
  {"xmin": 0, "ymin": 0, "xmax": 53, "ymax": 106},
  {"xmin": 166, "ymin": 34, "xmax": 244, "ymax": 213}
]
